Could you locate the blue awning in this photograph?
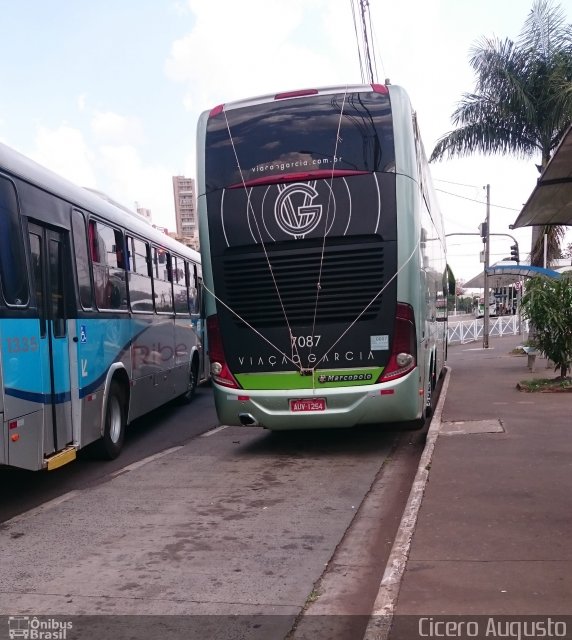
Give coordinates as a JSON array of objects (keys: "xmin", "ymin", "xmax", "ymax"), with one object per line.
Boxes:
[{"xmin": 486, "ymin": 265, "xmax": 561, "ymax": 279}]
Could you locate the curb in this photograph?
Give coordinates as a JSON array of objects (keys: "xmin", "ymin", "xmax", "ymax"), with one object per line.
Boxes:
[{"xmin": 363, "ymin": 366, "xmax": 452, "ymax": 640}]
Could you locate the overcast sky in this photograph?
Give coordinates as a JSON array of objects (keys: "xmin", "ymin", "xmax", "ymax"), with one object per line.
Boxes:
[{"xmin": 1, "ymin": 0, "xmax": 571, "ymax": 281}]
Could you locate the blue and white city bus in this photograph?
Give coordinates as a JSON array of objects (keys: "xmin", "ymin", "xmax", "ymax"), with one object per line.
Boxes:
[
  {"xmin": 197, "ymin": 84, "xmax": 451, "ymax": 431},
  {"xmin": 0, "ymin": 143, "xmax": 207, "ymax": 470}
]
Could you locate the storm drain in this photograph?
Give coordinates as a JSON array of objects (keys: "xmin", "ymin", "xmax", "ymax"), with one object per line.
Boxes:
[{"xmin": 440, "ymin": 419, "xmax": 505, "ymax": 436}]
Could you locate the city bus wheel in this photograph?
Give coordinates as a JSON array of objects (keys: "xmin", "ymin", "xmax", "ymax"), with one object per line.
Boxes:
[
  {"xmin": 179, "ymin": 359, "xmax": 199, "ymax": 404},
  {"xmin": 96, "ymin": 380, "xmax": 126, "ymax": 460}
]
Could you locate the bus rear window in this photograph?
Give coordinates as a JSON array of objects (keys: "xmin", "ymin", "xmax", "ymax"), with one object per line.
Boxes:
[{"xmin": 205, "ymin": 90, "xmax": 395, "ymax": 192}]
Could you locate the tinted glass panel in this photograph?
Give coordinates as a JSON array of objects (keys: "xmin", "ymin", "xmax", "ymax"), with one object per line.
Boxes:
[
  {"xmin": 152, "ymin": 247, "xmax": 173, "ymax": 313},
  {"xmin": 130, "ymin": 237, "xmax": 150, "ymax": 274},
  {"xmin": 173, "ymin": 283, "xmax": 189, "ymax": 315},
  {"xmin": 127, "ymin": 236, "xmax": 153, "ymax": 312},
  {"xmin": 154, "ymin": 279, "xmax": 173, "ymax": 313},
  {"xmin": 30, "ymin": 233, "xmax": 46, "ymax": 337},
  {"xmin": 0, "ymin": 175, "xmax": 28, "ymax": 305},
  {"xmin": 91, "ymin": 221, "xmax": 127, "ymax": 311},
  {"xmin": 49, "ymin": 238, "xmax": 66, "ymax": 337},
  {"xmin": 129, "ymin": 272, "xmax": 154, "ymax": 312},
  {"xmin": 205, "ymin": 90, "xmax": 394, "ymax": 191},
  {"xmin": 72, "ymin": 210, "xmax": 92, "ymax": 309}
]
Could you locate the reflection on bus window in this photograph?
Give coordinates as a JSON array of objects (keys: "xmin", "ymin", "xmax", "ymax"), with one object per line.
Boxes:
[
  {"xmin": 89, "ymin": 220, "xmax": 128, "ymax": 311},
  {"xmin": 152, "ymin": 246, "xmax": 173, "ymax": 313},
  {"xmin": 0, "ymin": 175, "xmax": 28, "ymax": 305},
  {"xmin": 173, "ymin": 255, "xmax": 189, "ymax": 315},
  {"xmin": 127, "ymin": 235, "xmax": 153, "ymax": 312},
  {"xmin": 72, "ymin": 210, "xmax": 93, "ymax": 309}
]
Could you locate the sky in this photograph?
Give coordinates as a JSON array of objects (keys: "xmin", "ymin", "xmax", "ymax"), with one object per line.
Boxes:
[{"xmin": 1, "ymin": 0, "xmax": 571, "ymax": 283}]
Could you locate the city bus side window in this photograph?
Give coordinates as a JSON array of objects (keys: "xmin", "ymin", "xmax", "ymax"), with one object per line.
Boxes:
[
  {"xmin": 152, "ymin": 246, "xmax": 173, "ymax": 314},
  {"xmin": 71, "ymin": 210, "xmax": 93, "ymax": 309},
  {"xmin": 190, "ymin": 263, "xmax": 199, "ymax": 315},
  {"xmin": 127, "ymin": 236, "xmax": 153, "ymax": 312},
  {"xmin": 90, "ymin": 220, "xmax": 127, "ymax": 311},
  {"xmin": 0, "ymin": 175, "xmax": 28, "ymax": 306},
  {"xmin": 173, "ymin": 255, "xmax": 189, "ymax": 316},
  {"xmin": 196, "ymin": 274, "xmax": 203, "ymax": 318}
]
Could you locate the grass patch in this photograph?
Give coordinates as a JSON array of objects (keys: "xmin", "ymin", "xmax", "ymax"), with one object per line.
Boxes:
[
  {"xmin": 306, "ymin": 588, "xmax": 320, "ymax": 604},
  {"xmin": 516, "ymin": 377, "xmax": 572, "ymax": 392}
]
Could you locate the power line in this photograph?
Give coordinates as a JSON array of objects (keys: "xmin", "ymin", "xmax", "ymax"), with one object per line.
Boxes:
[
  {"xmin": 351, "ymin": 0, "xmax": 376, "ymax": 84},
  {"xmin": 359, "ymin": 0, "xmax": 375, "ymax": 84},
  {"xmin": 434, "ymin": 177, "xmax": 483, "ymax": 189},
  {"xmin": 436, "ymin": 188, "xmax": 521, "ymax": 212},
  {"xmin": 350, "ymin": 0, "xmax": 365, "ymax": 83}
]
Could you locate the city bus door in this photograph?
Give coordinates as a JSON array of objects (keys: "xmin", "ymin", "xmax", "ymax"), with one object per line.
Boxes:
[{"xmin": 28, "ymin": 223, "xmax": 74, "ymax": 465}]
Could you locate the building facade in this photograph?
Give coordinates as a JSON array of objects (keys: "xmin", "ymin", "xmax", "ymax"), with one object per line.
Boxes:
[
  {"xmin": 172, "ymin": 175, "xmax": 198, "ymax": 249},
  {"xmin": 136, "ymin": 206, "xmax": 152, "ymax": 223}
]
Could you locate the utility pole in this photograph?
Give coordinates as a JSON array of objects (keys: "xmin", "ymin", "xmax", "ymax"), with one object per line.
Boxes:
[{"xmin": 483, "ymin": 184, "xmax": 491, "ymax": 349}]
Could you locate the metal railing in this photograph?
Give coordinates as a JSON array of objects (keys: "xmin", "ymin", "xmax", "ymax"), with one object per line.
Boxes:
[{"xmin": 448, "ymin": 315, "xmax": 524, "ymax": 345}]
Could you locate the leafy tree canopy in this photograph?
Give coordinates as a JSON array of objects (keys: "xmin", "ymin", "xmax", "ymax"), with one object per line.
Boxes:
[
  {"xmin": 520, "ymin": 273, "xmax": 572, "ymax": 378},
  {"xmin": 431, "ymin": 0, "xmax": 572, "ymax": 165}
]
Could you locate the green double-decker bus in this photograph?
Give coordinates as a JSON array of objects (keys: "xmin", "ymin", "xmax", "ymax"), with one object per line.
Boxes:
[{"xmin": 197, "ymin": 83, "xmax": 451, "ymax": 430}]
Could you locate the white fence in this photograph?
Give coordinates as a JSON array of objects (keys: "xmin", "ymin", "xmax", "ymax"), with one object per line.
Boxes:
[{"xmin": 448, "ymin": 315, "xmax": 525, "ymax": 345}]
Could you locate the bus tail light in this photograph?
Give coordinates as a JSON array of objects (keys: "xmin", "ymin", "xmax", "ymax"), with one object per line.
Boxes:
[
  {"xmin": 378, "ymin": 303, "xmax": 417, "ymax": 383},
  {"xmin": 274, "ymin": 89, "xmax": 319, "ymax": 100},
  {"xmin": 206, "ymin": 314, "xmax": 241, "ymax": 389}
]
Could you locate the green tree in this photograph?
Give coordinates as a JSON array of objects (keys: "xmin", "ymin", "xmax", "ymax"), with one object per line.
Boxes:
[
  {"xmin": 430, "ymin": 0, "xmax": 572, "ymax": 266},
  {"xmin": 520, "ymin": 273, "xmax": 572, "ymax": 378}
]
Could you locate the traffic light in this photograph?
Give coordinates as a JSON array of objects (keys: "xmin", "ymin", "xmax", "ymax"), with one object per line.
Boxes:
[
  {"xmin": 478, "ymin": 222, "xmax": 488, "ymax": 240},
  {"xmin": 510, "ymin": 243, "xmax": 519, "ymax": 262}
]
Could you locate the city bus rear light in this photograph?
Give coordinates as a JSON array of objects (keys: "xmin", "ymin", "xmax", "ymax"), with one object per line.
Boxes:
[
  {"xmin": 378, "ymin": 303, "xmax": 417, "ymax": 383},
  {"xmin": 211, "ymin": 362, "xmax": 239, "ymax": 388},
  {"xmin": 275, "ymin": 89, "xmax": 319, "ymax": 100},
  {"xmin": 206, "ymin": 314, "xmax": 240, "ymax": 389},
  {"xmin": 210, "ymin": 104, "xmax": 224, "ymax": 117},
  {"xmin": 396, "ymin": 353, "xmax": 414, "ymax": 368},
  {"xmin": 371, "ymin": 84, "xmax": 389, "ymax": 94}
]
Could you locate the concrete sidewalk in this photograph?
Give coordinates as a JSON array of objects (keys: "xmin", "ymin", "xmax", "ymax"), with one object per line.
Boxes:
[{"xmin": 368, "ymin": 334, "xmax": 572, "ymax": 639}]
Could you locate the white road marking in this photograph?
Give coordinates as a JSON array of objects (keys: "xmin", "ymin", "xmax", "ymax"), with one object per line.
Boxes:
[
  {"xmin": 201, "ymin": 425, "xmax": 230, "ymax": 437},
  {"xmin": 110, "ymin": 447, "xmax": 183, "ymax": 477},
  {"xmin": 4, "ymin": 491, "xmax": 80, "ymax": 526}
]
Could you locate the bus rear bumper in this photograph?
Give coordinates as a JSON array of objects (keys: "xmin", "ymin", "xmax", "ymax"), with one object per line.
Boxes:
[{"xmin": 213, "ymin": 370, "xmax": 423, "ymax": 430}]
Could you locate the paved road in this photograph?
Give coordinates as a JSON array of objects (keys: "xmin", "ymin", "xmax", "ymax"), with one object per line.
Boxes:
[
  {"xmin": 0, "ymin": 396, "xmax": 425, "ymax": 638},
  {"xmin": 0, "ymin": 384, "xmax": 218, "ymax": 523}
]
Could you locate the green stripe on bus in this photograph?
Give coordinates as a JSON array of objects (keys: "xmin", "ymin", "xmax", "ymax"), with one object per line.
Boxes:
[{"xmin": 235, "ymin": 368, "xmax": 384, "ymax": 391}]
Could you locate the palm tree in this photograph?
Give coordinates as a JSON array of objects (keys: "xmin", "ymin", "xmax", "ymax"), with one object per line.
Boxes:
[{"xmin": 430, "ymin": 0, "xmax": 572, "ymax": 266}]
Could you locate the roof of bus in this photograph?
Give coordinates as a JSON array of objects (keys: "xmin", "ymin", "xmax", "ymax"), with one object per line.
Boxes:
[
  {"xmin": 213, "ymin": 83, "xmax": 389, "ymax": 113},
  {"xmin": 0, "ymin": 142, "xmax": 200, "ymax": 262}
]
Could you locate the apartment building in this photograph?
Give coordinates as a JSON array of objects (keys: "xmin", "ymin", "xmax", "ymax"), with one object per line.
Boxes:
[{"xmin": 172, "ymin": 175, "xmax": 198, "ymax": 249}]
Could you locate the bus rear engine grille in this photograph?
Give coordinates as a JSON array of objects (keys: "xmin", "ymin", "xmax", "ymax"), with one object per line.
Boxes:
[{"xmin": 222, "ymin": 242, "xmax": 387, "ymax": 328}]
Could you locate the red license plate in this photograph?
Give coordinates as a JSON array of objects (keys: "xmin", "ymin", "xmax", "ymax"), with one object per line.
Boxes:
[{"xmin": 290, "ymin": 398, "xmax": 326, "ymax": 412}]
